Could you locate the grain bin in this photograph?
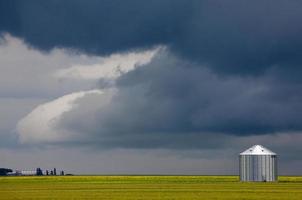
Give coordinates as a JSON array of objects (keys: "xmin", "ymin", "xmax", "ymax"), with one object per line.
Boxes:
[{"xmin": 239, "ymin": 145, "xmax": 277, "ymax": 182}]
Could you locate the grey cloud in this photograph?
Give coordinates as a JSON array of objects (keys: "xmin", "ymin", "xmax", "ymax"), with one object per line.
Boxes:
[
  {"xmin": 0, "ymin": 97, "xmax": 46, "ymax": 148},
  {"xmin": 0, "ymin": 147, "xmax": 239, "ymax": 175},
  {"xmin": 0, "ymin": 35, "xmax": 103, "ymax": 99},
  {"xmin": 1, "ymin": 1, "xmax": 302, "ymax": 75},
  {"xmin": 3, "ymin": 133, "xmax": 301, "ymax": 174},
  {"xmin": 55, "ymin": 52, "xmax": 302, "ymax": 149}
]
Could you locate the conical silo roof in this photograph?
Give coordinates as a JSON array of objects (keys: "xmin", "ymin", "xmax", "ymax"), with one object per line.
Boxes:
[{"xmin": 240, "ymin": 145, "xmax": 276, "ymax": 155}]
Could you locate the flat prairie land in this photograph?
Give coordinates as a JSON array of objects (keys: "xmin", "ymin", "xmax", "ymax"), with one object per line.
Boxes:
[{"xmin": 0, "ymin": 176, "xmax": 301, "ymax": 199}]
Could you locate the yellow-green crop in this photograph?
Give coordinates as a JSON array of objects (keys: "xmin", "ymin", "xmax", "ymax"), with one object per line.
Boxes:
[{"xmin": 0, "ymin": 176, "xmax": 301, "ymax": 199}]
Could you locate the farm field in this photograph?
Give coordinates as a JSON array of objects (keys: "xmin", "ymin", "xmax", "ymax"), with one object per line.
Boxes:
[{"xmin": 0, "ymin": 176, "xmax": 301, "ymax": 199}]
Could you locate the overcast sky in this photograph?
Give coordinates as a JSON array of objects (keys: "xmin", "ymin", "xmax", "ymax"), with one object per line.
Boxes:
[{"xmin": 0, "ymin": 0, "xmax": 302, "ymax": 175}]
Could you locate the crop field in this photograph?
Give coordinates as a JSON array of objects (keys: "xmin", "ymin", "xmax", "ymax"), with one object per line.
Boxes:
[{"xmin": 0, "ymin": 176, "xmax": 301, "ymax": 199}]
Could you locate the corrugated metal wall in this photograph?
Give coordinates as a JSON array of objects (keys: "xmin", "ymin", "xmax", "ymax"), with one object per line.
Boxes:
[{"xmin": 239, "ymin": 155, "xmax": 277, "ymax": 181}]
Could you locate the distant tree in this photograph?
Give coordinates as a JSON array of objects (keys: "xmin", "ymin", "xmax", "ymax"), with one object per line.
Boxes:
[
  {"xmin": 50, "ymin": 170, "xmax": 54, "ymax": 175},
  {"xmin": 0, "ymin": 168, "xmax": 13, "ymax": 176},
  {"xmin": 36, "ymin": 168, "xmax": 43, "ymax": 176},
  {"xmin": 46, "ymin": 170, "xmax": 49, "ymax": 175},
  {"xmin": 60, "ymin": 171, "xmax": 64, "ymax": 176},
  {"xmin": 54, "ymin": 168, "xmax": 57, "ymax": 175}
]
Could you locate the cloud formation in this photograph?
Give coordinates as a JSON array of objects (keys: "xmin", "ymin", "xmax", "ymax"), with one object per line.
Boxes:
[
  {"xmin": 0, "ymin": 34, "xmax": 104, "ymax": 98},
  {"xmin": 54, "ymin": 47, "xmax": 159, "ymax": 81},
  {"xmin": 17, "ymin": 90, "xmax": 103, "ymax": 144},
  {"xmin": 2, "ymin": 0, "xmax": 302, "ymax": 75},
  {"xmin": 57, "ymin": 53, "xmax": 302, "ymax": 147},
  {"xmin": 17, "ymin": 51, "xmax": 302, "ymax": 149},
  {"xmin": 16, "ymin": 46, "xmax": 159, "ymax": 145},
  {"xmin": 0, "ymin": 1, "xmax": 301, "ymax": 151}
]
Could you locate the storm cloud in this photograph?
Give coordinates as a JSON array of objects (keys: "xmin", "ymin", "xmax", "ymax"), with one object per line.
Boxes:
[
  {"xmin": 1, "ymin": 0, "xmax": 302, "ymax": 75},
  {"xmin": 1, "ymin": 1, "xmax": 302, "ymax": 148},
  {"xmin": 34, "ymin": 52, "xmax": 300, "ymax": 149}
]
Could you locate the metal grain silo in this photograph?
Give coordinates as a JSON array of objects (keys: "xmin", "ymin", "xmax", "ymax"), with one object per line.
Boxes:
[{"xmin": 239, "ymin": 145, "xmax": 277, "ymax": 182}]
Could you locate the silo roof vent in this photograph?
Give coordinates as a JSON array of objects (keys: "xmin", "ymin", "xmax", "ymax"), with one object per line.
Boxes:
[{"xmin": 240, "ymin": 145, "xmax": 276, "ymax": 155}]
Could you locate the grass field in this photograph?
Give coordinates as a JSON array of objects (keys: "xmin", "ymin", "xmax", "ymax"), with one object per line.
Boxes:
[{"xmin": 0, "ymin": 176, "xmax": 301, "ymax": 199}]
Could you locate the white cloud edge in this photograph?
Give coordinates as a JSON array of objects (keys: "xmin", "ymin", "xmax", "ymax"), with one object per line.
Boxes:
[
  {"xmin": 54, "ymin": 47, "xmax": 161, "ymax": 80},
  {"xmin": 16, "ymin": 90, "xmax": 103, "ymax": 144}
]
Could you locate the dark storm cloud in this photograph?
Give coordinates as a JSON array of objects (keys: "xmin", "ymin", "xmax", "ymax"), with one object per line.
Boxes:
[
  {"xmin": 56, "ymin": 52, "xmax": 302, "ymax": 149},
  {"xmin": 2, "ymin": 0, "xmax": 302, "ymax": 143},
  {"xmin": 0, "ymin": 0, "xmax": 191, "ymax": 54},
  {"xmin": 1, "ymin": 0, "xmax": 302, "ymax": 74}
]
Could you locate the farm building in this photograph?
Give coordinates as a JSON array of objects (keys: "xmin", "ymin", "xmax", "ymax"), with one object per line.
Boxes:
[
  {"xmin": 20, "ymin": 170, "xmax": 37, "ymax": 176},
  {"xmin": 239, "ymin": 145, "xmax": 277, "ymax": 182}
]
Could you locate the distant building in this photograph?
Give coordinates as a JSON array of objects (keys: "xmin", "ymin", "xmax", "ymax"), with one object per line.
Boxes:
[
  {"xmin": 239, "ymin": 145, "xmax": 277, "ymax": 182},
  {"xmin": 20, "ymin": 170, "xmax": 37, "ymax": 176}
]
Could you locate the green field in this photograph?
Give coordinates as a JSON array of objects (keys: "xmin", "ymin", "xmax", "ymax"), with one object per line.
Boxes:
[{"xmin": 0, "ymin": 176, "xmax": 301, "ymax": 199}]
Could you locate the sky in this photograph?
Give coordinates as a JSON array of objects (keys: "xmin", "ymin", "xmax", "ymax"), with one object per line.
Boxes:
[{"xmin": 0, "ymin": 0, "xmax": 302, "ymax": 175}]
